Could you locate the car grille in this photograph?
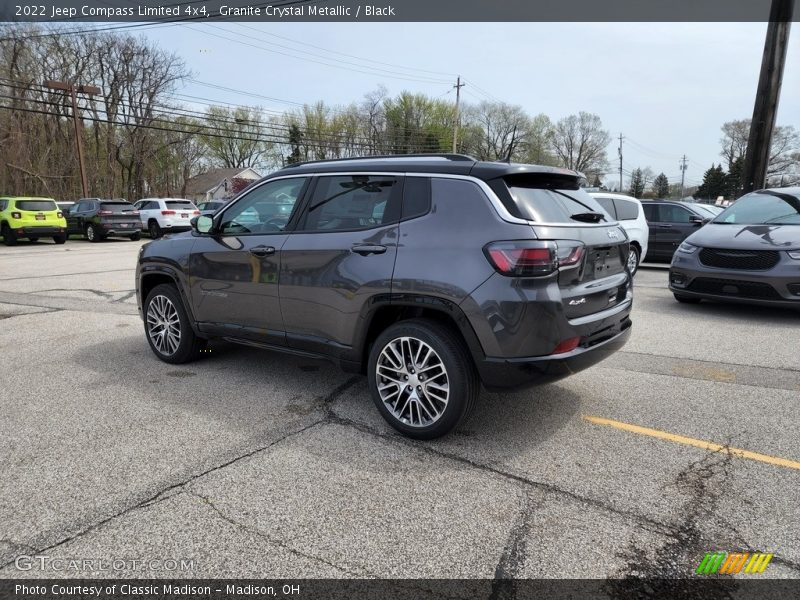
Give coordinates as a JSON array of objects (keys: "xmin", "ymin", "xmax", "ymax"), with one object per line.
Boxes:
[
  {"xmin": 687, "ymin": 277, "xmax": 782, "ymax": 300},
  {"xmin": 698, "ymin": 248, "xmax": 780, "ymax": 270}
]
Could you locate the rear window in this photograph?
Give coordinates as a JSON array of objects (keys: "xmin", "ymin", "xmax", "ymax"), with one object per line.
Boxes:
[
  {"xmin": 493, "ymin": 175, "xmax": 611, "ymax": 223},
  {"xmin": 166, "ymin": 201, "xmax": 196, "ymax": 210},
  {"xmin": 100, "ymin": 202, "xmax": 137, "ymax": 213},
  {"xmin": 16, "ymin": 200, "xmax": 57, "ymax": 212}
]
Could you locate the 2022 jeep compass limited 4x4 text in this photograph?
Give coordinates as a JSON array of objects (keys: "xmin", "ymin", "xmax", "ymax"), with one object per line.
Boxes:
[{"xmin": 136, "ymin": 155, "xmax": 633, "ymax": 439}]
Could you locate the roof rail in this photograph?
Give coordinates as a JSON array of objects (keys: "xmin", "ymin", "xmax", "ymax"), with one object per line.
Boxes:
[{"xmin": 284, "ymin": 153, "xmax": 476, "ymax": 168}]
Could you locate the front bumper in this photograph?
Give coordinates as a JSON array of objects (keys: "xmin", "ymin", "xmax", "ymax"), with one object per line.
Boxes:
[
  {"xmin": 476, "ymin": 312, "xmax": 632, "ymax": 391},
  {"xmin": 670, "ymin": 252, "xmax": 800, "ymax": 308}
]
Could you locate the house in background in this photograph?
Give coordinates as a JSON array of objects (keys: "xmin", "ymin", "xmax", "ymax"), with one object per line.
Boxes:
[{"xmin": 184, "ymin": 167, "xmax": 261, "ymax": 204}]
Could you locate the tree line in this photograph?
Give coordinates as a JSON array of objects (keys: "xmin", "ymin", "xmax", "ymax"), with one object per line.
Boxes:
[{"xmin": 1, "ymin": 25, "xmax": 797, "ymax": 202}]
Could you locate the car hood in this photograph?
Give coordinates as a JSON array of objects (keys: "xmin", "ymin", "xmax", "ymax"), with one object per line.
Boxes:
[{"xmin": 686, "ymin": 223, "xmax": 800, "ymax": 251}]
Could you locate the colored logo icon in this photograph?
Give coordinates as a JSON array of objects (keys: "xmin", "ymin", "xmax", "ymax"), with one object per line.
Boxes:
[{"xmin": 696, "ymin": 552, "xmax": 774, "ymax": 574}]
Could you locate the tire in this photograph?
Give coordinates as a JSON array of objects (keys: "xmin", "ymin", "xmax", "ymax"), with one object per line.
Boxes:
[
  {"xmin": 28, "ymin": 236, "xmax": 39, "ymax": 243},
  {"xmin": 148, "ymin": 220, "xmax": 162, "ymax": 239},
  {"xmin": 627, "ymin": 245, "xmax": 641, "ymax": 275},
  {"xmin": 86, "ymin": 224, "xmax": 102, "ymax": 242},
  {"xmin": 143, "ymin": 283, "xmax": 206, "ymax": 364},
  {"xmin": 53, "ymin": 234, "xmax": 67, "ymax": 244},
  {"xmin": 2, "ymin": 224, "xmax": 17, "ymax": 246},
  {"xmin": 130, "ymin": 231, "xmax": 141, "ymax": 241},
  {"xmin": 674, "ymin": 293, "xmax": 701, "ymax": 304},
  {"xmin": 367, "ymin": 318, "xmax": 479, "ymax": 440}
]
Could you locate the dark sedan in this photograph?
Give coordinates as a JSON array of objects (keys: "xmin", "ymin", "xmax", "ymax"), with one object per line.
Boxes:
[{"xmin": 669, "ymin": 187, "xmax": 800, "ymax": 308}]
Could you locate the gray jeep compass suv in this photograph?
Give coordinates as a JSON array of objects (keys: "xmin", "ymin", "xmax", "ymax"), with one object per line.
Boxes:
[{"xmin": 136, "ymin": 155, "xmax": 633, "ymax": 438}]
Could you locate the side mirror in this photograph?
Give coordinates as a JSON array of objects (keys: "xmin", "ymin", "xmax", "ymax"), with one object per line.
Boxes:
[
  {"xmin": 194, "ymin": 215, "xmax": 214, "ymax": 234},
  {"xmin": 689, "ymin": 215, "xmax": 706, "ymax": 225}
]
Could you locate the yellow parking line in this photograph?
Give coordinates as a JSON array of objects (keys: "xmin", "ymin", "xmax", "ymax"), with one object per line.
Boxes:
[{"xmin": 582, "ymin": 415, "xmax": 800, "ymax": 471}]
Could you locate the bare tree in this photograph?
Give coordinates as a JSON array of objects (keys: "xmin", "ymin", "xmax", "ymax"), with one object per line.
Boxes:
[
  {"xmin": 549, "ymin": 112, "xmax": 611, "ymax": 175},
  {"xmin": 201, "ymin": 105, "xmax": 271, "ymax": 169},
  {"xmin": 720, "ymin": 118, "xmax": 799, "ymax": 178}
]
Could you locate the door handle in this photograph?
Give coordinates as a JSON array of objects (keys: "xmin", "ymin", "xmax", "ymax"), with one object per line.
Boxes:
[
  {"xmin": 351, "ymin": 244, "xmax": 387, "ymax": 256},
  {"xmin": 249, "ymin": 245, "xmax": 275, "ymax": 257},
  {"xmin": 658, "ymin": 224, "xmax": 673, "ymax": 228}
]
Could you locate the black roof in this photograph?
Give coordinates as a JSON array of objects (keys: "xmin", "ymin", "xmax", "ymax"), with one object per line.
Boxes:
[{"xmin": 269, "ymin": 154, "xmax": 582, "ymax": 182}]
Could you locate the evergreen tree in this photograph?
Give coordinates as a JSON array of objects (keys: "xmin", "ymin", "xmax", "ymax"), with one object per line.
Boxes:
[
  {"xmin": 286, "ymin": 123, "xmax": 303, "ymax": 165},
  {"xmin": 695, "ymin": 164, "xmax": 727, "ymax": 200},
  {"xmin": 652, "ymin": 173, "xmax": 670, "ymax": 198},
  {"xmin": 628, "ymin": 168, "xmax": 645, "ymax": 198},
  {"xmin": 725, "ymin": 156, "xmax": 744, "ymax": 198}
]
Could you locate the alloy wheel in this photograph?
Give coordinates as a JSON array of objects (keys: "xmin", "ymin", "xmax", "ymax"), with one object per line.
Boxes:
[
  {"xmin": 375, "ymin": 336, "xmax": 450, "ymax": 427},
  {"xmin": 146, "ymin": 294, "xmax": 181, "ymax": 356},
  {"xmin": 627, "ymin": 248, "xmax": 639, "ymax": 273}
]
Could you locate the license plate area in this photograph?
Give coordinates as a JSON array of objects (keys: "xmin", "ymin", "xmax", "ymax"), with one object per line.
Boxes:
[{"xmin": 35, "ymin": 214, "xmax": 45, "ymax": 220}]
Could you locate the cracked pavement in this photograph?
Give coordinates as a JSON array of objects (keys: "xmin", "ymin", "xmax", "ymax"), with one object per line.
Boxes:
[{"xmin": 1, "ymin": 239, "xmax": 799, "ymax": 582}]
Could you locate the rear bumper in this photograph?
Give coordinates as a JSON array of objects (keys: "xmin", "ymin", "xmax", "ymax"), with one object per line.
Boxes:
[
  {"xmin": 18, "ymin": 226, "xmax": 65, "ymax": 235},
  {"xmin": 476, "ymin": 309, "xmax": 632, "ymax": 391},
  {"xmin": 98, "ymin": 222, "xmax": 140, "ymax": 236}
]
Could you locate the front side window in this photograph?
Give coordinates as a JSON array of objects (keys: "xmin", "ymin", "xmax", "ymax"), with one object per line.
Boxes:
[
  {"xmin": 716, "ymin": 191, "xmax": 800, "ymax": 225},
  {"xmin": 220, "ymin": 178, "xmax": 307, "ymax": 234},
  {"xmin": 298, "ymin": 174, "xmax": 402, "ymax": 232},
  {"xmin": 659, "ymin": 204, "xmax": 693, "ymax": 223},
  {"xmin": 615, "ymin": 199, "xmax": 640, "ymax": 221}
]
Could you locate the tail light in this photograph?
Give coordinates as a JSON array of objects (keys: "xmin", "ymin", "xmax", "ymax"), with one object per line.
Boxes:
[
  {"xmin": 161, "ymin": 210, "xmax": 176, "ymax": 216},
  {"xmin": 11, "ymin": 211, "xmax": 21, "ymax": 219},
  {"xmin": 131, "ymin": 210, "xmax": 140, "ymax": 216},
  {"xmin": 97, "ymin": 209, "xmax": 112, "ymax": 216},
  {"xmin": 57, "ymin": 211, "xmax": 63, "ymax": 218},
  {"xmin": 193, "ymin": 210, "xmax": 201, "ymax": 215},
  {"xmin": 484, "ymin": 240, "xmax": 585, "ymax": 277}
]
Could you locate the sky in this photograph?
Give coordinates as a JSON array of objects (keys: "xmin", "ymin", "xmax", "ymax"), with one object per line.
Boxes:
[{"xmin": 141, "ymin": 22, "xmax": 800, "ymax": 190}]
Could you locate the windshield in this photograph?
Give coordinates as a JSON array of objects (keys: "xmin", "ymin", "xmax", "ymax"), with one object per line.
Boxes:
[
  {"xmin": 714, "ymin": 191, "xmax": 800, "ymax": 225},
  {"xmin": 502, "ymin": 176, "xmax": 610, "ymax": 223}
]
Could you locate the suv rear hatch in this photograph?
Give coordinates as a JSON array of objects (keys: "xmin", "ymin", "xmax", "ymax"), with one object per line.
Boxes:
[
  {"xmin": 487, "ymin": 173, "xmax": 631, "ymax": 321},
  {"xmin": 98, "ymin": 202, "xmax": 140, "ymax": 229},
  {"xmin": 15, "ymin": 199, "xmax": 62, "ymax": 225}
]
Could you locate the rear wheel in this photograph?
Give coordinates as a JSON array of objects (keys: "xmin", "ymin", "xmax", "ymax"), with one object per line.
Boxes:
[
  {"xmin": 367, "ymin": 319, "xmax": 479, "ymax": 440},
  {"xmin": 2, "ymin": 224, "xmax": 17, "ymax": 246},
  {"xmin": 627, "ymin": 245, "xmax": 641, "ymax": 275},
  {"xmin": 148, "ymin": 220, "xmax": 162, "ymax": 238},
  {"xmin": 53, "ymin": 234, "xmax": 67, "ymax": 244},
  {"xmin": 130, "ymin": 231, "xmax": 141, "ymax": 241},
  {"xmin": 144, "ymin": 284, "xmax": 206, "ymax": 364},
  {"xmin": 674, "ymin": 293, "xmax": 701, "ymax": 304}
]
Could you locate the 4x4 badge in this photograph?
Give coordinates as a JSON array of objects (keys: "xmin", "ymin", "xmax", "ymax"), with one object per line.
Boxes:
[{"xmin": 569, "ymin": 298, "xmax": 586, "ymax": 306}]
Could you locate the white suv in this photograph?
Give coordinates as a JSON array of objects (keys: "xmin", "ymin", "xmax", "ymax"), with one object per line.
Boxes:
[
  {"xmin": 588, "ymin": 192, "xmax": 649, "ymax": 274},
  {"xmin": 133, "ymin": 198, "xmax": 200, "ymax": 238}
]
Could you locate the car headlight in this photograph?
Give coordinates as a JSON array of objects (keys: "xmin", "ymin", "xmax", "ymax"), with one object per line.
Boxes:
[
  {"xmin": 677, "ymin": 241, "xmax": 699, "ymax": 254},
  {"xmin": 788, "ymin": 251, "xmax": 800, "ymax": 260}
]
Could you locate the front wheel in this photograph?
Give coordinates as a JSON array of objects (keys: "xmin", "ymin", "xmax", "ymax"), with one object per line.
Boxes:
[
  {"xmin": 130, "ymin": 231, "xmax": 141, "ymax": 241},
  {"xmin": 86, "ymin": 224, "xmax": 102, "ymax": 242},
  {"xmin": 627, "ymin": 246, "xmax": 640, "ymax": 275},
  {"xmin": 28, "ymin": 236, "xmax": 39, "ymax": 243},
  {"xmin": 367, "ymin": 319, "xmax": 479, "ymax": 440},
  {"xmin": 144, "ymin": 284, "xmax": 206, "ymax": 364}
]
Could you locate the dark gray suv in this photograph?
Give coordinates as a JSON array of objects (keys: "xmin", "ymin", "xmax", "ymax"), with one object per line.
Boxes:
[{"xmin": 136, "ymin": 155, "xmax": 633, "ymax": 438}]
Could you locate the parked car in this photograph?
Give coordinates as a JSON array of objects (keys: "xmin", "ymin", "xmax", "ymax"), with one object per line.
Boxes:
[
  {"xmin": 641, "ymin": 200, "xmax": 711, "ymax": 261},
  {"xmin": 136, "ymin": 154, "xmax": 633, "ymax": 439},
  {"xmin": 688, "ymin": 202, "xmax": 724, "ymax": 218},
  {"xmin": 588, "ymin": 192, "xmax": 649, "ymax": 274},
  {"xmin": 133, "ymin": 198, "xmax": 200, "ymax": 238},
  {"xmin": 670, "ymin": 187, "xmax": 800, "ymax": 308},
  {"xmin": 0, "ymin": 196, "xmax": 67, "ymax": 245},
  {"xmin": 196, "ymin": 200, "xmax": 227, "ymax": 217},
  {"xmin": 65, "ymin": 198, "xmax": 141, "ymax": 242}
]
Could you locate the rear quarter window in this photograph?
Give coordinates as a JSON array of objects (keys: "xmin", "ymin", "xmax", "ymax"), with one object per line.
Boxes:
[
  {"xmin": 16, "ymin": 200, "xmax": 58, "ymax": 212},
  {"xmin": 491, "ymin": 175, "xmax": 611, "ymax": 223}
]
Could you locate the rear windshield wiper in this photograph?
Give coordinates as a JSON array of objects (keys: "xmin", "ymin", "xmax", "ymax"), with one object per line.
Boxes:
[{"xmin": 570, "ymin": 211, "xmax": 606, "ymax": 223}]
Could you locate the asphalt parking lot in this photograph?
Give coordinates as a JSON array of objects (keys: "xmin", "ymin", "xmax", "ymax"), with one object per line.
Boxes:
[{"xmin": 0, "ymin": 239, "xmax": 799, "ymax": 581}]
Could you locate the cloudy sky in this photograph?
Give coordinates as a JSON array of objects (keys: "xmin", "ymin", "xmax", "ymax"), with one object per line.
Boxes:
[{"xmin": 143, "ymin": 22, "xmax": 799, "ymax": 189}]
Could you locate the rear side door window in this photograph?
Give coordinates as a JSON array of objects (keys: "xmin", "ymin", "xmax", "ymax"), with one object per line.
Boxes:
[
  {"xmin": 594, "ymin": 196, "xmax": 617, "ymax": 220},
  {"xmin": 641, "ymin": 203, "xmax": 659, "ymax": 222},
  {"xmin": 614, "ymin": 199, "xmax": 640, "ymax": 221},
  {"xmin": 297, "ymin": 174, "xmax": 402, "ymax": 232}
]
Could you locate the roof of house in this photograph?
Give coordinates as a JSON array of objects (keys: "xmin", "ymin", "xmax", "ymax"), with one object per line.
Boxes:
[{"xmin": 185, "ymin": 168, "xmax": 260, "ymax": 195}]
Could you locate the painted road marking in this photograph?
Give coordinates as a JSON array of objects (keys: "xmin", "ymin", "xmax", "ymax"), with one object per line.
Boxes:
[{"xmin": 583, "ymin": 415, "xmax": 800, "ymax": 471}]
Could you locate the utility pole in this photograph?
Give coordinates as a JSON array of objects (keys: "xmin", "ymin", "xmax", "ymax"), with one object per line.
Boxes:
[
  {"xmin": 679, "ymin": 155, "xmax": 688, "ymax": 198},
  {"xmin": 741, "ymin": 0, "xmax": 794, "ymax": 195},
  {"xmin": 617, "ymin": 134, "xmax": 624, "ymax": 192},
  {"xmin": 44, "ymin": 79, "xmax": 101, "ymax": 198},
  {"xmin": 451, "ymin": 76, "xmax": 465, "ymax": 153}
]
